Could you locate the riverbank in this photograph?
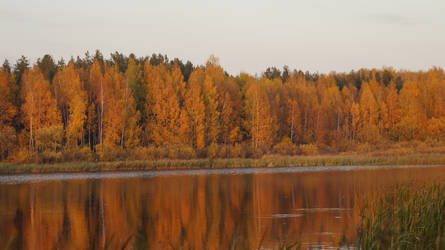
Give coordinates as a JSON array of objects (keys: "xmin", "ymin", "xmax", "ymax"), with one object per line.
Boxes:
[{"xmin": 1, "ymin": 151, "xmax": 445, "ymax": 174}]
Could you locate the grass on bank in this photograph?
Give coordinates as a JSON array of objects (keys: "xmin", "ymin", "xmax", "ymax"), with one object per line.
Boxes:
[
  {"xmin": 2, "ymin": 141, "xmax": 445, "ymax": 174},
  {"xmin": 1, "ymin": 151, "xmax": 445, "ymax": 174},
  {"xmin": 357, "ymin": 182, "xmax": 445, "ymax": 250}
]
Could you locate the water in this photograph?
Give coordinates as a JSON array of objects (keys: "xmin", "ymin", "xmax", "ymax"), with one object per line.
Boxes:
[{"xmin": 1, "ymin": 165, "xmax": 445, "ymax": 249}]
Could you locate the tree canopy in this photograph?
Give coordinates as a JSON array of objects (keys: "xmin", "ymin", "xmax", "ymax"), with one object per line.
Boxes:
[{"xmin": 1, "ymin": 52, "xmax": 445, "ymax": 162}]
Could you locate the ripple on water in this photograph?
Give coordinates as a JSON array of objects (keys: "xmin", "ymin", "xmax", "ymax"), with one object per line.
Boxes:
[
  {"xmin": 0, "ymin": 164, "xmax": 440, "ymax": 185},
  {"xmin": 259, "ymin": 213, "xmax": 304, "ymax": 219}
]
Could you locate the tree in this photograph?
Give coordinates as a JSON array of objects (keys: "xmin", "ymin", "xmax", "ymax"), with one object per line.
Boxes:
[
  {"xmin": 358, "ymin": 82, "xmax": 380, "ymax": 142},
  {"xmin": 263, "ymin": 67, "xmax": 281, "ymax": 80},
  {"xmin": 384, "ymin": 82, "xmax": 400, "ymax": 138},
  {"xmin": 218, "ymin": 76, "xmax": 242, "ymax": 146},
  {"xmin": 2, "ymin": 59, "xmax": 11, "ymax": 74},
  {"xmin": 340, "ymin": 84, "xmax": 357, "ymax": 142},
  {"xmin": 4, "ymin": 51, "xmax": 445, "ymax": 162},
  {"xmin": 88, "ymin": 60, "xmax": 105, "ymax": 147},
  {"xmin": 0, "ymin": 69, "xmax": 17, "ymax": 159},
  {"xmin": 13, "ymin": 56, "xmax": 29, "ymax": 86},
  {"xmin": 0, "ymin": 125, "xmax": 16, "ymax": 160},
  {"xmin": 297, "ymin": 80, "xmax": 319, "ymax": 143},
  {"xmin": 351, "ymin": 102, "xmax": 361, "ymax": 142},
  {"xmin": 283, "ymin": 82, "xmax": 302, "ymax": 144},
  {"xmin": 397, "ymin": 80, "xmax": 426, "ymax": 140},
  {"xmin": 144, "ymin": 63, "xmax": 184, "ymax": 146},
  {"xmin": 125, "ymin": 57, "xmax": 145, "ymax": 117},
  {"xmin": 0, "ymin": 69, "xmax": 16, "ymax": 125},
  {"xmin": 53, "ymin": 62, "xmax": 87, "ymax": 146},
  {"xmin": 244, "ymin": 76, "xmax": 274, "ymax": 154},
  {"xmin": 37, "ymin": 54, "xmax": 58, "ymax": 82},
  {"xmin": 94, "ymin": 65, "xmax": 141, "ymax": 150},
  {"xmin": 9, "ymin": 56, "xmax": 29, "ymax": 109},
  {"xmin": 202, "ymin": 58, "xmax": 222, "ymax": 145},
  {"xmin": 184, "ymin": 68, "xmax": 206, "ymax": 152},
  {"xmin": 21, "ymin": 66, "xmax": 61, "ymax": 150}
]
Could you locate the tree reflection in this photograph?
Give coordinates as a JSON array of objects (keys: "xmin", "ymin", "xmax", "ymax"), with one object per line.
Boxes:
[{"xmin": 1, "ymin": 167, "xmax": 444, "ymax": 249}]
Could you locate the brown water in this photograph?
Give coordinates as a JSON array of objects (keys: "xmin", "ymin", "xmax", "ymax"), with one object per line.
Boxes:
[{"xmin": 1, "ymin": 165, "xmax": 445, "ymax": 249}]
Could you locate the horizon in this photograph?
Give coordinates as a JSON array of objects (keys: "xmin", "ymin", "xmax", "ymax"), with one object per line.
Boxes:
[
  {"xmin": 2, "ymin": 51, "xmax": 445, "ymax": 77},
  {"xmin": 1, "ymin": 0, "xmax": 445, "ymax": 75}
]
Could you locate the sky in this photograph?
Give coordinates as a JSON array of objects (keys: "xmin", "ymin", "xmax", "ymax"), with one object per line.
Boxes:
[{"xmin": 1, "ymin": 0, "xmax": 445, "ymax": 75}]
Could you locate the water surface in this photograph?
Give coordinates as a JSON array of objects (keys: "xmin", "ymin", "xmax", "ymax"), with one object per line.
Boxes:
[{"xmin": 1, "ymin": 165, "xmax": 445, "ymax": 249}]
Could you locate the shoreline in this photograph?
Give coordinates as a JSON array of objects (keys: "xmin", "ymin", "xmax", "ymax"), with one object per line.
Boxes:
[
  {"xmin": 1, "ymin": 165, "xmax": 443, "ymax": 185},
  {"xmin": 1, "ymin": 152, "xmax": 445, "ymax": 175}
]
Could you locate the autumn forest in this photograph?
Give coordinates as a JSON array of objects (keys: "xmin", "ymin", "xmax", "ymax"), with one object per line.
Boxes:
[{"xmin": 1, "ymin": 51, "xmax": 445, "ymax": 163}]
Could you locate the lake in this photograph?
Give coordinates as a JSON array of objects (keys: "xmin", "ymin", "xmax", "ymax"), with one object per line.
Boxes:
[{"xmin": 1, "ymin": 165, "xmax": 445, "ymax": 249}]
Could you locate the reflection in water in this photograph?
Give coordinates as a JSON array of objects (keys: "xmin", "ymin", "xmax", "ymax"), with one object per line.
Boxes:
[{"xmin": 0, "ymin": 166, "xmax": 445, "ymax": 249}]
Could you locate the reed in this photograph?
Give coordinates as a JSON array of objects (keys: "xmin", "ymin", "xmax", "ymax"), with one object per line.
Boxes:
[{"xmin": 357, "ymin": 182, "xmax": 445, "ymax": 250}]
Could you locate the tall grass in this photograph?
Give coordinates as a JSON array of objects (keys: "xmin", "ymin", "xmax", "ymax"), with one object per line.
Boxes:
[
  {"xmin": 357, "ymin": 183, "xmax": 445, "ymax": 250},
  {"xmin": 1, "ymin": 152, "xmax": 445, "ymax": 174}
]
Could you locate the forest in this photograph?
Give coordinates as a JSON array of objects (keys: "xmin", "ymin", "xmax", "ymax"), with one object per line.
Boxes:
[{"xmin": 1, "ymin": 51, "xmax": 445, "ymax": 163}]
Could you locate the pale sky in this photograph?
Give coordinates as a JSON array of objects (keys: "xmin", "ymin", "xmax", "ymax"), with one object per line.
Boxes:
[{"xmin": 1, "ymin": 0, "xmax": 444, "ymax": 75}]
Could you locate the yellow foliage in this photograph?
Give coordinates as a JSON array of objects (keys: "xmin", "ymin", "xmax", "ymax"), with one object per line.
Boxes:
[
  {"xmin": 299, "ymin": 144, "xmax": 319, "ymax": 156},
  {"xmin": 35, "ymin": 126, "xmax": 64, "ymax": 153},
  {"xmin": 272, "ymin": 137, "xmax": 298, "ymax": 155},
  {"xmin": 184, "ymin": 68, "xmax": 206, "ymax": 151},
  {"xmin": 244, "ymin": 76, "xmax": 275, "ymax": 153},
  {"xmin": 0, "ymin": 124, "xmax": 17, "ymax": 160},
  {"xmin": 3, "ymin": 54, "xmax": 445, "ymax": 163},
  {"xmin": 53, "ymin": 62, "xmax": 87, "ymax": 146},
  {"xmin": 0, "ymin": 70, "xmax": 16, "ymax": 125},
  {"xmin": 144, "ymin": 63, "xmax": 184, "ymax": 146},
  {"xmin": 21, "ymin": 66, "xmax": 61, "ymax": 150}
]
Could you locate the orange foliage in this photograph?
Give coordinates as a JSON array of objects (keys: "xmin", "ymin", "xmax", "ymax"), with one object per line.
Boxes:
[
  {"xmin": 53, "ymin": 62, "xmax": 87, "ymax": 146},
  {"xmin": 2, "ymin": 53, "xmax": 445, "ymax": 161},
  {"xmin": 21, "ymin": 66, "xmax": 61, "ymax": 150}
]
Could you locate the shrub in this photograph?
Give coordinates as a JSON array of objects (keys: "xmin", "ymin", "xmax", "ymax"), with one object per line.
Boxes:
[
  {"xmin": 35, "ymin": 126, "xmax": 64, "ymax": 153},
  {"xmin": 129, "ymin": 146, "xmax": 159, "ymax": 161},
  {"xmin": 251, "ymin": 148, "xmax": 266, "ymax": 158},
  {"xmin": 167, "ymin": 144, "xmax": 196, "ymax": 159},
  {"xmin": 11, "ymin": 148, "xmax": 37, "ymax": 164},
  {"xmin": 129, "ymin": 145, "xmax": 197, "ymax": 160},
  {"xmin": 352, "ymin": 143, "xmax": 373, "ymax": 153},
  {"xmin": 0, "ymin": 124, "xmax": 17, "ymax": 160},
  {"xmin": 95, "ymin": 144, "xmax": 126, "ymax": 161},
  {"xmin": 216, "ymin": 144, "xmax": 246, "ymax": 158},
  {"xmin": 38, "ymin": 150, "xmax": 63, "ymax": 164},
  {"xmin": 299, "ymin": 144, "xmax": 319, "ymax": 156},
  {"xmin": 272, "ymin": 137, "xmax": 298, "ymax": 155},
  {"xmin": 206, "ymin": 143, "xmax": 220, "ymax": 159},
  {"xmin": 78, "ymin": 146, "xmax": 95, "ymax": 161},
  {"xmin": 63, "ymin": 146, "xmax": 95, "ymax": 162},
  {"xmin": 230, "ymin": 143, "xmax": 247, "ymax": 158},
  {"xmin": 216, "ymin": 144, "xmax": 230, "ymax": 158}
]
